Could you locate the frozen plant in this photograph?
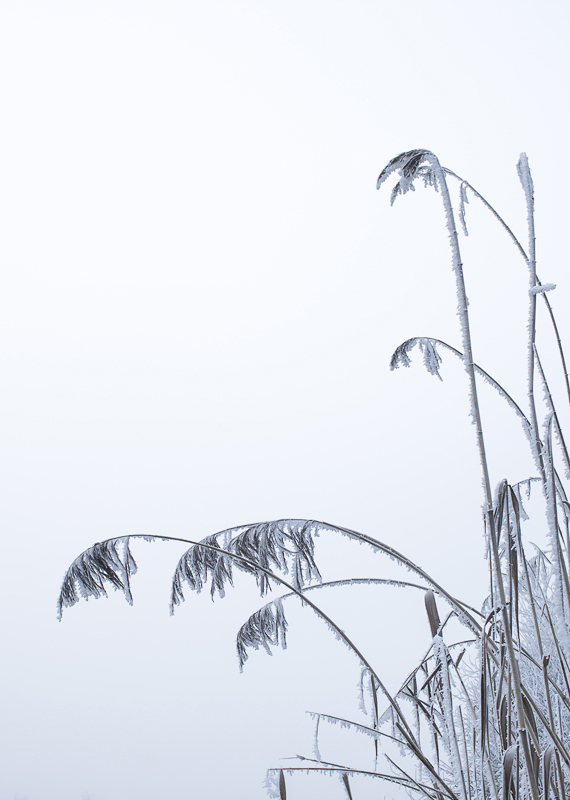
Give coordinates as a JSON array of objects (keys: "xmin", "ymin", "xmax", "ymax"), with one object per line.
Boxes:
[{"xmin": 58, "ymin": 150, "xmax": 570, "ymax": 800}]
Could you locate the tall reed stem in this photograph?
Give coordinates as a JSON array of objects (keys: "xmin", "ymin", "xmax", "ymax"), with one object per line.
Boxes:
[
  {"xmin": 517, "ymin": 155, "xmax": 545, "ymax": 484},
  {"xmin": 431, "ymin": 154, "xmax": 540, "ymax": 800}
]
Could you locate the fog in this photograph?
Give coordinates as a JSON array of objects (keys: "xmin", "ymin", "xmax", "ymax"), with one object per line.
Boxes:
[{"xmin": 0, "ymin": 1, "xmax": 569, "ymax": 798}]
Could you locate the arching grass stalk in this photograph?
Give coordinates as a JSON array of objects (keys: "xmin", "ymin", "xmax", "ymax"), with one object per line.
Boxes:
[{"xmin": 392, "ymin": 337, "xmax": 532, "ymax": 436}]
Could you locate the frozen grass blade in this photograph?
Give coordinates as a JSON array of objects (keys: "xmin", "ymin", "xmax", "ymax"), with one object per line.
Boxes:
[
  {"xmin": 425, "ymin": 590, "xmax": 442, "ymax": 638},
  {"xmin": 341, "ymin": 773, "xmax": 353, "ymax": 799}
]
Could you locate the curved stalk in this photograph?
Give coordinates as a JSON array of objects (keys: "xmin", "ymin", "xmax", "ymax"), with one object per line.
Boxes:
[
  {"xmin": 541, "ymin": 291, "xmax": 570, "ymax": 407},
  {"xmin": 239, "ymin": 577, "xmax": 432, "ymax": 630},
  {"xmin": 275, "ymin": 764, "xmax": 450, "ymax": 798},
  {"xmin": 332, "ymin": 524, "xmax": 483, "ymax": 633},
  {"xmin": 445, "ymin": 167, "xmax": 570, "ymax": 413},
  {"xmin": 535, "ymin": 345, "xmax": 570, "ymax": 479},
  {"xmin": 398, "ymin": 336, "xmax": 531, "ymax": 434},
  {"xmin": 443, "ymin": 168, "xmax": 529, "ymax": 263}
]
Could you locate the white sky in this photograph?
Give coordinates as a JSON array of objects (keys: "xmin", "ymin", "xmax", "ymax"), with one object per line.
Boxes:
[{"xmin": 0, "ymin": 1, "xmax": 569, "ymax": 798}]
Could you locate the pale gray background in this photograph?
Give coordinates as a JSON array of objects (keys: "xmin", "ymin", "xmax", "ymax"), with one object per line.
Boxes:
[{"xmin": 0, "ymin": 1, "xmax": 569, "ymax": 798}]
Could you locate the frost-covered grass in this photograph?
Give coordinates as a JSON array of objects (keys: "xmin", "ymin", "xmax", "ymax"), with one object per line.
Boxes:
[{"xmin": 59, "ymin": 150, "xmax": 570, "ymax": 800}]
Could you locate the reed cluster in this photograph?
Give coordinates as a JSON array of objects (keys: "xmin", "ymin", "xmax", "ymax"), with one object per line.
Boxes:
[{"xmin": 59, "ymin": 150, "xmax": 570, "ymax": 800}]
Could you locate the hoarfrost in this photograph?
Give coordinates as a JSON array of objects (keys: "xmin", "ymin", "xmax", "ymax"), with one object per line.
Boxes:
[
  {"xmin": 312, "ymin": 715, "xmax": 322, "ymax": 762},
  {"xmin": 530, "ymin": 283, "xmax": 556, "ymax": 295},
  {"xmin": 390, "ymin": 337, "xmax": 443, "ymax": 380},
  {"xmin": 57, "ymin": 536, "xmax": 138, "ymax": 620},
  {"xmin": 459, "ymin": 182, "xmax": 469, "ymax": 237}
]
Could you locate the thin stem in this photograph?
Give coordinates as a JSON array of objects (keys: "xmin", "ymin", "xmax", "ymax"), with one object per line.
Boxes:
[
  {"xmin": 307, "ymin": 711, "xmax": 410, "ymax": 745},
  {"xmin": 519, "ymin": 684, "xmax": 570, "ymax": 767},
  {"xmin": 445, "ymin": 167, "xmax": 570, "ymax": 416},
  {"xmin": 543, "ymin": 656, "xmax": 567, "ymax": 800},
  {"xmin": 517, "ymin": 154, "xmax": 545, "ymax": 484},
  {"xmin": 333, "ymin": 524, "xmax": 483, "ymax": 633},
  {"xmin": 387, "ymin": 753, "xmax": 460, "ymax": 800},
  {"xmin": 277, "ymin": 764, "xmax": 447, "ymax": 798},
  {"xmin": 535, "ymin": 345, "xmax": 570, "ymax": 479},
  {"xmin": 443, "ymin": 169, "xmax": 528, "ymax": 263},
  {"xmin": 541, "ymin": 290, "xmax": 570, "ymax": 408},
  {"xmin": 410, "ymin": 337, "xmax": 532, "ymax": 433},
  {"xmin": 433, "ymin": 158, "xmax": 493, "ymax": 511},
  {"xmin": 544, "ymin": 418, "xmax": 570, "ymax": 635}
]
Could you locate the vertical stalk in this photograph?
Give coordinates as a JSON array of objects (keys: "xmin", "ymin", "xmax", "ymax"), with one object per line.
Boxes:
[
  {"xmin": 534, "ymin": 349, "xmax": 570, "ymax": 637},
  {"xmin": 459, "ymin": 707, "xmax": 473, "ymax": 800},
  {"xmin": 535, "ymin": 346, "xmax": 570, "ymax": 480},
  {"xmin": 430, "ymin": 156, "xmax": 493, "ymax": 512},
  {"xmin": 430, "ymin": 154, "xmax": 540, "ymax": 800},
  {"xmin": 541, "ymin": 291, "xmax": 570, "ymax": 409},
  {"xmin": 512, "ymin": 486, "xmax": 567, "ymax": 798},
  {"xmin": 517, "ymin": 154, "xmax": 546, "ymax": 484},
  {"xmin": 435, "ymin": 636, "xmax": 468, "ymax": 800},
  {"xmin": 544, "ymin": 416, "xmax": 570, "ymax": 641},
  {"xmin": 543, "ymin": 656, "xmax": 567, "ymax": 800},
  {"xmin": 445, "ymin": 167, "xmax": 570, "ymax": 412}
]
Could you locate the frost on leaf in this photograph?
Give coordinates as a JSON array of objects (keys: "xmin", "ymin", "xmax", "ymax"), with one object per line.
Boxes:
[
  {"xmin": 236, "ymin": 597, "xmax": 288, "ymax": 669},
  {"xmin": 517, "ymin": 152, "xmax": 534, "ymax": 209},
  {"xmin": 376, "ymin": 149, "xmax": 438, "ymax": 206},
  {"xmin": 170, "ymin": 520, "xmax": 322, "ymax": 611},
  {"xmin": 170, "ymin": 533, "xmax": 234, "ymax": 606},
  {"xmin": 265, "ymin": 769, "xmax": 288, "ymax": 799},
  {"xmin": 57, "ymin": 537, "xmax": 137, "ymax": 620},
  {"xmin": 390, "ymin": 337, "xmax": 443, "ymax": 381},
  {"xmin": 530, "ymin": 283, "xmax": 556, "ymax": 295}
]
